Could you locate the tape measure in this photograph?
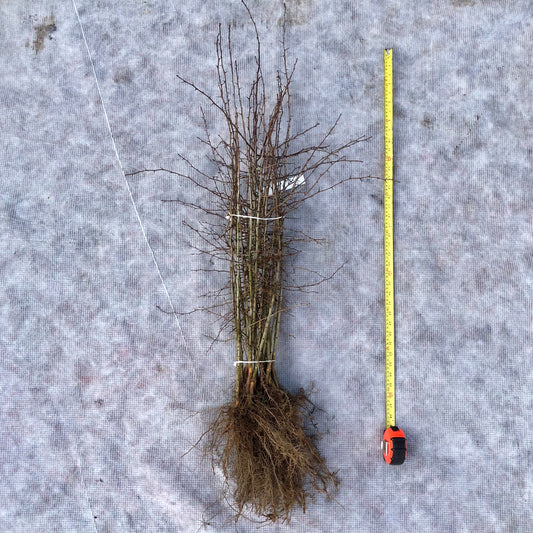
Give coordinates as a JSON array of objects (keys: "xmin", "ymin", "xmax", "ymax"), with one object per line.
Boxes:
[{"xmin": 381, "ymin": 48, "xmax": 406, "ymax": 465}]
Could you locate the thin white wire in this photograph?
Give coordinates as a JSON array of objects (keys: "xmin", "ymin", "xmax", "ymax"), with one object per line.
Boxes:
[{"xmin": 72, "ymin": 0, "xmax": 195, "ymax": 380}]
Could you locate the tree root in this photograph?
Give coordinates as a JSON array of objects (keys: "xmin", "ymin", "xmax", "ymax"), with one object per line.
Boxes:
[{"xmin": 206, "ymin": 372, "xmax": 338, "ymax": 524}]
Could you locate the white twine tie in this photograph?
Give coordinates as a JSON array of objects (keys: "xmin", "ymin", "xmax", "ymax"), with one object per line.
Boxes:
[{"xmin": 233, "ymin": 359, "xmax": 275, "ymax": 367}]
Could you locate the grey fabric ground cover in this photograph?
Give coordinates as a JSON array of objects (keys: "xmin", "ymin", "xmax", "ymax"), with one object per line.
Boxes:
[{"xmin": 1, "ymin": 1, "xmax": 531, "ymax": 531}]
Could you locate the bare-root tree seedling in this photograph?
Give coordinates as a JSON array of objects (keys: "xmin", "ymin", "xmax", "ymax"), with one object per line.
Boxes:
[{"xmin": 130, "ymin": 2, "xmax": 372, "ymax": 525}]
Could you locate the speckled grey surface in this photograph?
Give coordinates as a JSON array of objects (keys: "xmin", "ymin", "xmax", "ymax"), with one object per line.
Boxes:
[{"xmin": 1, "ymin": 1, "xmax": 532, "ymax": 532}]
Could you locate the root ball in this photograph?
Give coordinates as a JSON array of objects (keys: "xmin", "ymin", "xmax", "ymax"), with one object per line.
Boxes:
[{"xmin": 207, "ymin": 376, "xmax": 338, "ymax": 523}]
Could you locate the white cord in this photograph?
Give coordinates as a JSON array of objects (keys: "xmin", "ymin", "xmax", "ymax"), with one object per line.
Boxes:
[
  {"xmin": 72, "ymin": 0, "xmax": 194, "ymax": 382},
  {"xmin": 233, "ymin": 359, "xmax": 275, "ymax": 367},
  {"xmin": 226, "ymin": 214, "xmax": 282, "ymax": 221},
  {"xmin": 225, "ymin": 174, "xmax": 305, "ymax": 222}
]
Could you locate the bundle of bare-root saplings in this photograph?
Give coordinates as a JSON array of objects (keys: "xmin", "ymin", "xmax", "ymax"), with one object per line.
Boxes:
[{"xmin": 136, "ymin": 5, "xmax": 370, "ymax": 524}]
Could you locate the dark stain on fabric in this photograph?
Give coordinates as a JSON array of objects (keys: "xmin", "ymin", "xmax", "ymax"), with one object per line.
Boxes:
[
  {"xmin": 422, "ymin": 115, "xmax": 434, "ymax": 129},
  {"xmin": 370, "ymin": 193, "xmax": 383, "ymax": 205},
  {"xmin": 278, "ymin": 0, "xmax": 312, "ymax": 26},
  {"xmin": 113, "ymin": 69, "xmax": 133, "ymax": 84},
  {"xmin": 451, "ymin": 0, "xmax": 476, "ymax": 6},
  {"xmin": 33, "ymin": 14, "xmax": 56, "ymax": 54}
]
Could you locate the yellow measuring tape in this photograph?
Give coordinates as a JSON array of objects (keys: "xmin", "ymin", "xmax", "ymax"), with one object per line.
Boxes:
[
  {"xmin": 381, "ymin": 49, "xmax": 406, "ymax": 465},
  {"xmin": 383, "ymin": 49, "xmax": 395, "ymax": 429}
]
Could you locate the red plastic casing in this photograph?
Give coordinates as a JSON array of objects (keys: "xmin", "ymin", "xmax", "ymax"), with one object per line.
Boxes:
[{"xmin": 382, "ymin": 426, "xmax": 406, "ymax": 465}]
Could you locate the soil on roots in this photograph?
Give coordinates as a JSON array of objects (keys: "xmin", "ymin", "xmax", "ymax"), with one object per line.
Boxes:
[{"xmin": 206, "ymin": 370, "xmax": 338, "ymax": 523}]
